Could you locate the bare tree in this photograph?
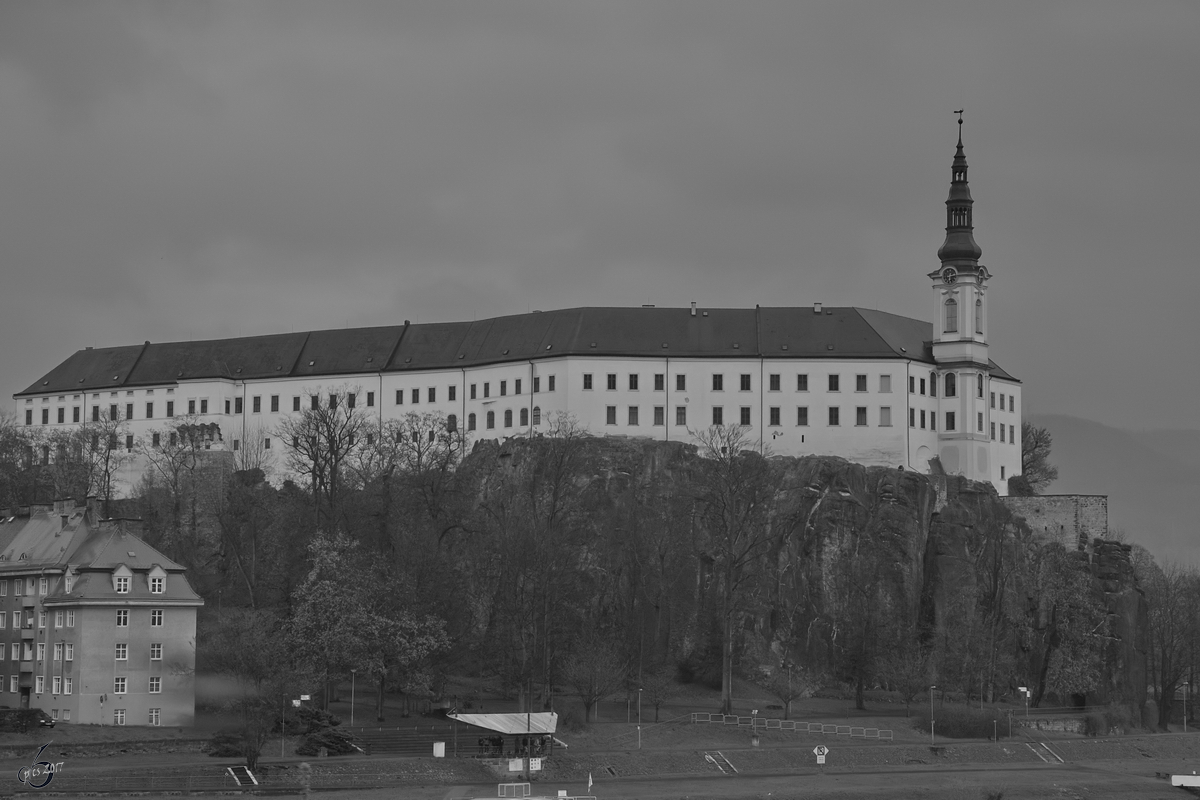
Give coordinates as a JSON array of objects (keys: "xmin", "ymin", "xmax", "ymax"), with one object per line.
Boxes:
[
  {"xmin": 561, "ymin": 629, "xmax": 629, "ymax": 723},
  {"xmin": 692, "ymin": 425, "xmax": 779, "ymax": 715},
  {"xmin": 1010, "ymin": 422, "xmax": 1058, "ymax": 496}
]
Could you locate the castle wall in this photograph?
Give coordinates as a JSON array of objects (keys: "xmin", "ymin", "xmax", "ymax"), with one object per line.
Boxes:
[{"xmin": 1002, "ymin": 494, "xmax": 1108, "ymax": 550}]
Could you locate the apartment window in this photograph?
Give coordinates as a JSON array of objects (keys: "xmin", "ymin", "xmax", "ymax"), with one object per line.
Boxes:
[
  {"xmin": 35, "ymin": 676, "xmax": 44, "ymax": 693},
  {"xmin": 739, "ymin": 407, "xmax": 751, "ymax": 426},
  {"xmin": 483, "ymin": 383, "xmax": 490, "ymax": 399},
  {"xmin": 712, "ymin": 407, "xmax": 724, "ymax": 425},
  {"xmin": 66, "ymin": 611, "xmax": 74, "ymax": 628},
  {"xmin": 151, "ymin": 610, "xmax": 163, "ymax": 627},
  {"xmin": 945, "ymin": 298, "xmax": 958, "ymax": 332},
  {"xmin": 149, "ymin": 708, "xmax": 160, "ymax": 726},
  {"xmin": 150, "ymin": 577, "xmax": 164, "ymax": 594},
  {"xmin": 114, "ymin": 709, "xmax": 126, "ymax": 725},
  {"xmin": 520, "ymin": 408, "xmax": 528, "ymax": 426},
  {"xmin": 39, "ymin": 577, "xmax": 47, "ymax": 595},
  {"xmin": 856, "ymin": 407, "xmax": 867, "ymax": 426},
  {"xmin": 115, "ymin": 576, "xmax": 130, "ymax": 594},
  {"xmin": 514, "ymin": 379, "xmax": 522, "ymax": 395},
  {"xmin": 504, "ymin": 409, "xmax": 513, "ymax": 427},
  {"xmin": 829, "ymin": 407, "xmax": 840, "ymax": 426},
  {"xmin": 607, "ymin": 374, "xmax": 617, "ymax": 391},
  {"xmin": 991, "ymin": 422, "xmax": 997, "ymax": 440},
  {"xmin": 769, "ymin": 407, "xmax": 780, "ymax": 426},
  {"xmin": 38, "ymin": 611, "xmax": 46, "ymax": 628},
  {"xmin": 713, "ymin": 374, "xmax": 724, "ymax": 391},
  {"xmin": 628, "ymin": 407, "xmax": 639, "ymax": 426},
  {"xmin": 65, "ymin": 644, "xmax": 74, "ymax": 661},
  {"xmin": 411, "ymin": 388, "xmax": 420, "ymax": 404},
  {"xmin": 63, "ymin": 709, "xmax": 70, "ymax": 720},
  {"xmin": 629, "ymin": 374, "xmax": 639, "ymax": 391},
  {"xmin": 676, "ymin": 406, "xmax": 687, "ymax": 426},
  {"xmin": 52, "ymin": 677, "xmax": 61, "ymax": 695},
  {"xmin": 36, "ymin": 642, "xmax": 45, "ymax": 660},
  {"xmin": 468, "ymin": 413, "xmax": 476, "ymax": 431},
  {"xmin": 14, "ymin": 581, "xmax": 20, "ymax": 597},
  {"xmin": 768, "ymin": 374, "xmax": 780, "ymax": 392},
  {"xmin": 910, "ymin": 408, "xmax": 916, "ymax": 427},
  {"xmin": 654, "ymin": 374, "xmax": 664, "ymax": 391},
  {"xmin": 606, "ymin": 406, "xmax": 617, "ymax": 425},
  {"xmin": 54, "ymin": 643, "xmax": 62, "ymax": 661},
  {"xmin": 486, "ymin": 411, "xmax": 495, "ymax": 429},
  {"xmin": 740, "ymin": 374, "xmax": 751, "ymax": 391},
  {"xmin": 149, "ymin": 676, "xmax": 161, "ymax": 694},
  {"xmin": 653, "ymin": 406, "xmax": 664, "ymax": 426},
  {"xmin": 798, "ymin": 374, "xmax": 808, "ymax": 392},
  {"xmin": 1000, "ymin": 424, "xmax": 1006, "ymax": 442},
  {"xmin": 114, "ymin": 678, "xmax": 126, "ymax": 695},
  {"xmin": 828, "ymin": 375, "xmax": 839, "ymax": 392},
  {"xmin": 116, "ymin": 610, "xmax": 128, "ymax": 627},
  {"xmin": 8, "ymin": 677, "xmax": 15, "ymax": 693},
  {"xmin": 855, "ymin": 375, "xmax": 867, "ymax": 392},
  {"xmin": 945, "ymin": 373, "xmax": 957, "ymax": 397},
  {"xmin": 584, "ymin": 374, "xmax": 593, "ymax": 390},
  {"xmin": 676, "ymin": 374, "xmax": 686, "ymax": 391},
  {"xmin": 448, "ymin": 386, "xmax": 457, "ymax": 401},
  {"xmin": 946, "ymin": 412, "xmax": 956, "ymax": 431},
  {"xmin": 909, "ymin": 376, "xmax": 915, "ymax": 394},
  {"xmin": 880, "ymin": 375, "xmax": 892, "ymax": 393},
  {"xmin": 150, "ymin": 643, "xmax": 162, "ymax": 660},
  {"xmin": 500, "ymin": 381, "xmax": 507, "ymax": 397},
  {"xmin": 115, "ymin": 643, "xmax": 127, "ymax": 661},
  {"xmin": 548, "ymin": 376, "xmax": 555, "ymax": 391},
  {"xmin": 9, "ymin": 644, "xmax": 16, "ymax": 660},
  {"xmin": 0, "ymin": 580, "xmax": 6, "ymax": 596}
]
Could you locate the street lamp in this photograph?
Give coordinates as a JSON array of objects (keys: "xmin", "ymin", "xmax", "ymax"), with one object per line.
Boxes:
[
  {"xmin": 1183, "ymin": 681, "xmax": 1189, "ymax": 735},
  {"xmin": 638, "ymin": 688, "xmax": 643, "ymax": 725},
  {"xmin": 929, "ymin": 685, "xmax": 937, "ymax": 744},
  {"xmin": 350, "ymin": 670, "xmax": 356, "ymax": 728}
]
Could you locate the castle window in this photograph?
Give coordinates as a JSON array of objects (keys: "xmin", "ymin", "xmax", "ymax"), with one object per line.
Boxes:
[
  {"xmin": 532, "ymin": 407, "xmax": 541, "ymax": 425},
  {"xmin": 920, "ymin": 410, "xmax": 926, "ymax": 429},
  {"xmin": 606, "ymin": 406, "xmax": 617, "ymax": 425},
  {"xmin": 797, "ymin": 407, "xmax": 808, "ymax": 426},
  {"xmin": 447, "ymin": 414, "xmax": 457, "ymax": 433},
  {"xmin": 856, "ymin": 407, "xmax": 867, "ymax": 426},
  {"xmin": 655, "ymin": 374, "xmax": 664, "ymax": 391},
  {"xmin": 676, "ymin": 406, "xmax": 687, "ymax": 426},
  {"xmin": 991, "ymin": 422, "xmax": 996, "ymax": 440},
  {"xmin": 520, "ymin": 408, "xmax": 528, "ymax": 426},
  {"xmin": 977, "ymin": 374, "xmax": 984, "ymax": 398},
  {"xmin": 828, "ymin": 407, "xmax": 839, "ymax": 426},
  {"xmin": 769, "ymin": 407, "xmax": 780, "ymax": 426},
  {"xmin": 769, "ymin": 374, "xmax": 780, "ymax": 392},
  {"xmin": 607, "ymin": 374, "xmax": 617, "ymax": 391},
  {"xmin": 946, "ymin": 412, "xmax": 956, "ymax": 431},
  {"xmin": 945, "ymin": 373, "xmax": 956, "ymax": 397},
  {"xmin": 978, "ymin": 412, "xmax": 984, "ymax": 432},
  {"xmin": 500, "ymin": 381, "xmax": 507, "ymax": 397},
  {"xmin": 828, "ymin": 375, "xmax": 839, "ymax": 392},
  {"xmin": 1001, "ymin": 466, "xmax": 1005, "ymax": 480},
  {"xmin": 449, "ymin": 386, "xmax": 457, "ymax": 401},
  {"xmin": 712, "ymin": 407, "xmax": 723, "ymax": 425},
  {"xmin": 909, "ymin": 408, "xmax": 915, "ymax": 428},
  {"xmin": 468, "ymin": 413, "xmax": 476, "ymax": 431},
  {"xmin": 975, "ymin": 298, "xmax": 983, "ymax": 334},
  {"xmin": 629, "ymin": 406, "xmax": 639, "ymax": 426},
  {"xmin": 797, "ymin": 374, "xmax": 808, "ymax": 392},
  {"xmin": 880, "ymin": 375, "xmax": 891, "ymax": 393},
  {"xmin": 929, "ymin": 374, "xmax": 937, "ymax": 398},
  {"xmin": 739, "ymin": 407, "xmax": 751, "ymax": 426},
  {"xmin": 411, "ymin": 388, "xmax": 420, "ymax": 404},
  {"xmin": 486, "ymin": 411, "xmax": 495, "ymax": 429},
  {"xmin": 855, "ymin": 375, "xmax": 867, "ymax": 392},
  {"xmin": 584, "ymin": 374, "xmax": 593, "ymax": 390},
  {"xmin": 676, "ymin": 375, "xmax": 686, "ymax": 391},
  {"xmin": 713, "ymin": 374, "xmax": 723, "ymax": 391},
  {"xmin": 504, "ymin": 409, "xmax": 512, "ymax": 428},
  {"xmin": 944, "ymin": 298, "xmax": 958, "ymax": 333},
  {"xmin": 629, "ymin": 374, "xmax": 639, "ymax": 391},
  {"xmin": 740, "ymin": 374, "xmax": 751, "ymax": 391}
]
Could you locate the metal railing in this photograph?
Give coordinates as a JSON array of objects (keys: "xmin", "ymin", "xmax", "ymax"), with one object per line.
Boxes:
[{"xmin": 690, "ymin": 712, "xmax": 893, "ymax": 740}]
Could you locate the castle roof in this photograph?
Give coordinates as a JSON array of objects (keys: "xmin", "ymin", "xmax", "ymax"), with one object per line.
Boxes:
[{"xmin": 18, "ymin": 306, "xmax": 1017, "ymax": 396}]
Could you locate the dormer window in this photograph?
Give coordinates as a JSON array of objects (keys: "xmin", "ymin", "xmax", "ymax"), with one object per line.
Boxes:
[
  {"xmin": 115, "ymin": 577, "xmax": 130, "ymax": 594},
  {"xmin": 64, "ymin": 576, "xmax": 74, "ymax": 593},
  {"xmin": 150, "ymin": 577, "xmax": 164, "ymax": 594}
]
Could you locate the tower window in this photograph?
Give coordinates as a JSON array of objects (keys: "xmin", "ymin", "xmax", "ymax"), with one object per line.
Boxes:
[
  {"xmin": 944, "ymin": 298, "xmax": 958, "ymax": 333},
  {"xmin": 975, "ymin": 298, "xmax": 983, "ymax": 334},
  {"xmin": 945, "ymin": 373, "xmax": 957, "ymax": 398}
]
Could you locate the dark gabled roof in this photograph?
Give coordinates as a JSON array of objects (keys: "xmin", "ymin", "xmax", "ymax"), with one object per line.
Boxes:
[{"xmin": 18, "ymin": 307, "xmax": 1019, "ymax": 395}]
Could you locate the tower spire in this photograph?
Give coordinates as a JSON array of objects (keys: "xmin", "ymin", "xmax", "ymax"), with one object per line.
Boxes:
[{"xmin": 937, "ymin": 112, "xmax": 982, "ymax": 267}]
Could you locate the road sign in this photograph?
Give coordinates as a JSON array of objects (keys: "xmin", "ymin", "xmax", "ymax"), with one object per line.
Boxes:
[
  {"xmin": 812, "ymin": 745, "xmax": 829, "ymax": 757},
  {"xmin": 817, "ymin": 754, "xmax": 826, "ymax": 764}
]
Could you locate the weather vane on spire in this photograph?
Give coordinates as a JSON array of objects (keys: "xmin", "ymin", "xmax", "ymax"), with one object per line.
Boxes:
[{"xmin": 954, "ymin": 109, "xmax": 964, "ymax": 124}]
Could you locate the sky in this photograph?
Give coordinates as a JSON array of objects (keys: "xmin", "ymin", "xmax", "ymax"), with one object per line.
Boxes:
[{"xmin": 2, "ymin": 1, "xmax": 1198, "ymax": 433}]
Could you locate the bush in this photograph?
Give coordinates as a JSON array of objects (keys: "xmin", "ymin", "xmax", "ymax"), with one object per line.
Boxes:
[
  {"xmin": 206, "ymin": 729, "xmax": 248, "ymax": 758},
  {"xmin": 913, "ymin": 705, "xmax": 1011, "ymax": 740},
  {"xmin": 295, "ymin": 726, "xmax": 358, "ymax": 756},
  {"xmin": 1084, "ymin": 705, "xmax": 1136, "ymax": 737}
]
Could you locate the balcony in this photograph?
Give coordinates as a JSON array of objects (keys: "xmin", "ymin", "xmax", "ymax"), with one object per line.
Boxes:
[
  {"xmin": 20, "ymin": 595, "xmax": 37, "ymax": 608},
  {"xmin": 18, "ymin": 660, "xmax": 33, "ymax": 674},
  {"xmin": 19, "ymin": 626, "xmax": 35, "ymax": 640}
]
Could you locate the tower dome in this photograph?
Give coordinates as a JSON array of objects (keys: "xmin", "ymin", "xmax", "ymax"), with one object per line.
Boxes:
[{"xmin": 937, "ymin": 117, "xmax": 983, "ymax": 266}]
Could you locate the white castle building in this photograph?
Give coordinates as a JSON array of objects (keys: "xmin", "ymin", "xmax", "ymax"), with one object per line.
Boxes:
[{"xmin": 13, "ymin": 128, "xmax": 1022, "ymax": 494}]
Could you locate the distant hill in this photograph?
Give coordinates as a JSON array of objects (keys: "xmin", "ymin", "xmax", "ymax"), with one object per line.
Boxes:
[{"xmin": 1027, "ymin": 413, "xmax": 1200, "ymax": 568}]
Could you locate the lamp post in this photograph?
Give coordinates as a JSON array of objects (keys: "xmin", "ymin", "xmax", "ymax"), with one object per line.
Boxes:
[
  {"xmin": 929, "ymin": 685, "xmax": 936, "ymax": 744},
  {"xmin": 350, "ymin": 670, "xmax": 356, "ymax": 728},
  {"xmin": 1183, "ymin": 681, "xmax": 1189, "ymax": 734},
  {"xmin": 638, "ymin": 688, "xmax": 643, "ymax": 725}
]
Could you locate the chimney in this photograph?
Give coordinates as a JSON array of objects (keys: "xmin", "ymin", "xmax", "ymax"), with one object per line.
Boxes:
[
  {"xmin": 813, "ymin": 302, "xmax": 823, "ymax": 314},
  {"xmin": 690, "ymin": 302, "xmax": 697, "ymax": 317}
]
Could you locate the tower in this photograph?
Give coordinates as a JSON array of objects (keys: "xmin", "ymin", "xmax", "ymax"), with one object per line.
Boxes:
[{"xmin": 929, "ymin": 115, "xmax": 994, "ymax": 483}]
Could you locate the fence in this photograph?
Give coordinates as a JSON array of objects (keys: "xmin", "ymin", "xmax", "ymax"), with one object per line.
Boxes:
[
  {"xmin": 9, "ymin": 771, "xmax": 459, "ymax": 794},
  {"xmin": 690, "ymin": 712, "xmax": 893, "ymax": 740}
]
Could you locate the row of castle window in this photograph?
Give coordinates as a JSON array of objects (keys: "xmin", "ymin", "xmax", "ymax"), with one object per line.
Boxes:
[
  {"xmin": 599, "ymin": 405, "xmax": 896, "ymax": 428},
  {"xmin": 583, "ymin": 373, "xmax": 896, "ymax": 393}
]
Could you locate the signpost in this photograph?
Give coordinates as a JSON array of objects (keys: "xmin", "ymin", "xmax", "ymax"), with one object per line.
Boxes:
[{"xmin": 813, "ymin": 745, "xmax": 828, "ymax": 765}]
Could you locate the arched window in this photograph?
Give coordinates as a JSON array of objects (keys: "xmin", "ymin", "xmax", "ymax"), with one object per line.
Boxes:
[
  {"xmin": 468, "ymin": 413, "xmax": 476, "ymax": 431},
  {"xmin": 975, "ymin": 298, "xmax": 983, "ymax": 334},
  {"xmin": 504, "ymin": 409, "xmax": 513, "ymax": 428},
  {"xmin": 532, "ymin": 406, "xmax": 541, "ymax": 426},
  {"xmin": 486, "ymin": 411, "xmax": 495, "ymax": 429},
  {"xmin": 930, "ymin": 372, "xmax": 937, "ymax": 398},
  {"xmin": 447, "ymin": 414, "xmax": 457, "ymax": 433},
  {"xmin": 977, "ymin": 374, "xmax": 984, "ymax": 398},
  {"xmin": 520, "ymin": 408, "xmax": 528, "ymax": 426},
  {"xmin": 944, "ymin": 298, "xmax": 958, "ymax": 333},
  {"xmin": 945, "ymin": 372, "xmax": 957, "ymax": 397}
]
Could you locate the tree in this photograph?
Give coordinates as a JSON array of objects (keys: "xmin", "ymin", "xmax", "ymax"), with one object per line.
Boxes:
[
  {"xmin": 561, "ymin": 629, "xmax": 629, "ymax": 723},
  {"xmin": 1141, "ymin": 562, "xmax": 1200, "ymax": 730},
  {"xmin": 758, "ymin": 662, "xmax": 822, "ymax": 720},
  {"xmin": 640, "ymin": 668, "xmax": 680, "ymax": 723},
  {"xmin": 1027, "ymin": 543, "xmax": 1107, "ymax": 707},
  {"xmin": 1010, "ymin": 422, "xmax": 1058, "ymax": 496},
  {"xmin": 692, "ymin": 425, "xmax": 779, "ymax": 715}
]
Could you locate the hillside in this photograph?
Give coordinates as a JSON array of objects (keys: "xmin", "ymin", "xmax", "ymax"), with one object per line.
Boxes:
[{"xmin": 1028, "ymin": 413, "xmax": 1200, "ymax": 568}]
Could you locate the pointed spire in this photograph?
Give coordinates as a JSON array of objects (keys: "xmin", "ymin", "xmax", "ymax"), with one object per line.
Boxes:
[{"xmin": 938, "ymin": 112, "xmax": 982, "ymax": 265}]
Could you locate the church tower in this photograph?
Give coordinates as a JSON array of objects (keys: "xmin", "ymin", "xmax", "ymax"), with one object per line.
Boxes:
[{"xmin": 929, "ymin": 116, "xmax": 994, "ymax": 483}]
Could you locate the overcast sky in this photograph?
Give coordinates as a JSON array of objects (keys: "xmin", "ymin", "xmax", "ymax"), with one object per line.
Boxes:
[{"xmin": 2, "ymin": 2, "xmax": 1198, "ymax": 433}]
